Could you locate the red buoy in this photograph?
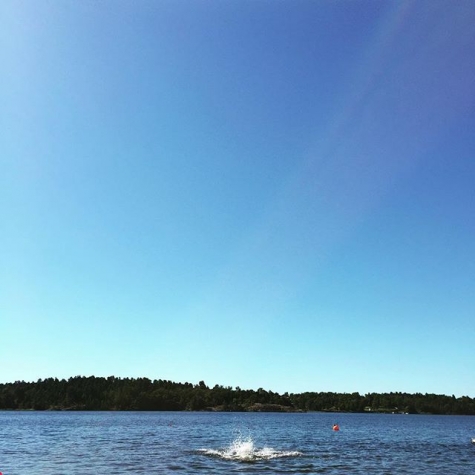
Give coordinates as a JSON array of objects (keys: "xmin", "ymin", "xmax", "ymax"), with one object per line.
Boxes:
[{"xmin": 332, "ymin": 424, "xmax": 340, "ymax": 431}]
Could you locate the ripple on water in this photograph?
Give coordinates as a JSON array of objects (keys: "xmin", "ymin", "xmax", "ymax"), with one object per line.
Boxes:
[{"xmin": 198, "ymin": 435, "xmax": 302, "ymax": 463}]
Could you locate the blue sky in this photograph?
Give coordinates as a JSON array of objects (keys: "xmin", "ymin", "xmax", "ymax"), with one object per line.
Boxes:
[{"xmin": 1, "ymin": 0, "xmax": 474, "ymax": 397}]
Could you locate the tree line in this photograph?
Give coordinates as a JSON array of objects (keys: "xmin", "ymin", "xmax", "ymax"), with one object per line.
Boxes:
[{"xmin": 0, "ymin": 376, "xmax": 474, "ymax": 415}]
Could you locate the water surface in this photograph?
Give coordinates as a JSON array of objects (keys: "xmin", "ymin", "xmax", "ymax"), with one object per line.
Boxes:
[{"xmin": 1, "ymin": 411, "xmax": 474, "ymax": 474}]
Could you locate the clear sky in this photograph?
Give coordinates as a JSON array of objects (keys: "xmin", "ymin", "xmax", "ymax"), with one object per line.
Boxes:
[{"xmin": 1, "ymin": 0, "xmax": 474, "ymax": 397}]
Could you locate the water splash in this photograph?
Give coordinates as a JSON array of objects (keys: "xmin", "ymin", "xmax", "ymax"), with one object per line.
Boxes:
[{"xmin": 199, "ymin": 435, "xmax": 302, "ymax": 462}]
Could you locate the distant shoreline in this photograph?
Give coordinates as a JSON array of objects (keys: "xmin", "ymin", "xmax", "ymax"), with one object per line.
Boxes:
[{"xmin": 1, "ymin": 377, "xmax": 474, "ymax": 415}]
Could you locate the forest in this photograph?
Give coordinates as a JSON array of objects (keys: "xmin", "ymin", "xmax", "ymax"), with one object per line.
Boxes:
[{"xmin": 0, "ymin": 376, "xmax": 474, "ymax": 415}]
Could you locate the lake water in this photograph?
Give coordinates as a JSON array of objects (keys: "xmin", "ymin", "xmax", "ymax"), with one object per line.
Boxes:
[{"xmin": 1, "ymin": 411, "xmax": 474, "ymax": 474}]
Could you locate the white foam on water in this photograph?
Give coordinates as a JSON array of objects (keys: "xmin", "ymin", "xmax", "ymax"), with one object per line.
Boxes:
[{"xmin": 199, "ymin": 435, "xmax": 302, "ymax": 462}]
